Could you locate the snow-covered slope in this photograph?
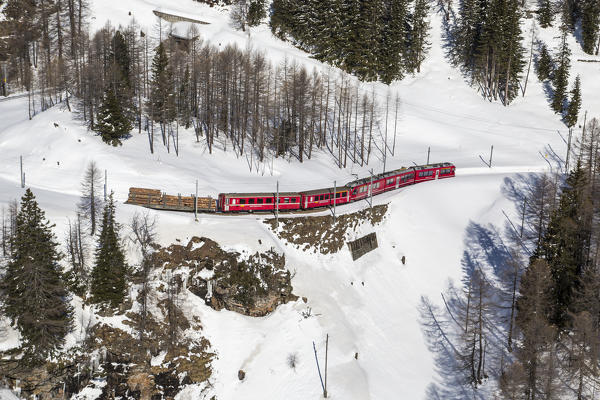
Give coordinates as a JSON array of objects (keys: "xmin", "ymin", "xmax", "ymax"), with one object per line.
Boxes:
[{"xmin": 1, "ymin": 1, "xmax": 598, "ymax": 399}]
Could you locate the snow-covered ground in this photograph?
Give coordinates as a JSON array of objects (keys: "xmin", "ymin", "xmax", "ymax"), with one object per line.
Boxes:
[{"xmin": 1, "ymin": 1, "xmax": 598, "ymax": 399}]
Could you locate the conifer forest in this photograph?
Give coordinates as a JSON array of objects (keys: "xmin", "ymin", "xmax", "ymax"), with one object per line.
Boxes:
[{"xmin": 0, "ymin": 0, "xmax": 600, "ymax": 398}]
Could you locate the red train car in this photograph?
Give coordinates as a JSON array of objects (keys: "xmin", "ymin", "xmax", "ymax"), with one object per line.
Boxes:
[
  {"xmin": 413, "ymin": 162, "xmax": 455, "ymax": 183},
  {"xmin": 300, "ymin": 186, "xmax": 351, "ymax": 209},
  {"xmin": 218, "ymin": 192, "xmax": 301, "ymax": 212},
  {"xmin": 347, "ymin": 167, "xmax": 415, "ymax": 202}
]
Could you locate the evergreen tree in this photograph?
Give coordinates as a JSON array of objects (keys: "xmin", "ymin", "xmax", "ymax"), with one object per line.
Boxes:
[
  {"xmin": 537, "ymin": 163, "xmax": 591, "ymax": 328},
  {"xmin": 537, "ymin": 0, "xmax": 554, "ymax": 28},
  {"xmin": 179, "ymin": 65, "xmax": 192, "ymax": 129},
  {"xmin": 406, "ymin": 0, "xmax": 430, "ymax": 75},
  {"xmin": 147, "ymin": 42, "xmax": 176, "ymax": 125},
  {"xmin": 90, "ymin": 193, "xmax": 127, "ymax": 309},
  {"xmin": 379, "ymin": 0, "xmax": 407, "ymax": 83},
  {"xmin": 247, "ymin": 0, "xmax": 267, "ymax": 27},
  {"xmin": 1, "ymin": 189, "xmax": 72, "ymax": 361},
  {"xmin": 551, "ymin": 30, "xmax": 571, "ymax": 114},
  {"xmin": 95, "ymin": 87, "xmax": 132, "ymax": 146},
  {"xmin": 565, "ymin": 75, "xmax": 581, "ymax": 127},
  {"xmin": 111, "ymin": 31, "xmax": 131, "ymax": 88},
  {"xmin": 536, "ymin": 43, "xmax": 553, "ymax": 81},
  {"xmin": 109, "ymin": 30, "xmax": 136, "ymax": 124},
  {"xmin": 514, "ymin": 259, "xmax": 555, "ymax": 399},
  {"xmin": 581, "ymin": 0, "xmax": 600, "ymax": 54}
]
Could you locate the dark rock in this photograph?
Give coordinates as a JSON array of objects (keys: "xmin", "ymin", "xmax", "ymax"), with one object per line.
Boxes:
[{"xmin": 238, "ymin": 370, "xmax": 245, "ymax": 381}]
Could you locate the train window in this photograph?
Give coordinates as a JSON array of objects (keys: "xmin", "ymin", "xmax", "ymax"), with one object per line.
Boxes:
[
  {"xmin": 240, "ymin": 199, "xmax": 246, "ymax": 204},
  {"xmin": 266, "ymin": 198, "xmax": 272, "ymax": 203},
  {"xmin": 258, "ymin": 198, "xmax": 264, "ymax": 204},
  {"xmin": 231, "ymin": 199, "xmax": 236, "ymax": 204},
  {"xmin": 249, "ymin": 198, "xmax": 255, "ymax": 204},
  {"xmin": 284, "ymin": 198, "xmax": 290, "ymax": 203}
]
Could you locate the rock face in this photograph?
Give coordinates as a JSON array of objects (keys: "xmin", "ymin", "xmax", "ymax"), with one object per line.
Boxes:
[
  {"xmin": 154, "ymin": 237, "xmax": 297, "ymax": 317},
  {"xmin": 266, "ymin": 204, "xmax": 388, "ymax": 254}
]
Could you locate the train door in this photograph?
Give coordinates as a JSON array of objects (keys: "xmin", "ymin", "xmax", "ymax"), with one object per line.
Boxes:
[
  {"xmin": 396, "ymin": 176, "xmax": 400, "ymax": 189},
  {"xmin": 435, "ymin": 169, "xmax": 439, "ymax": 180}
]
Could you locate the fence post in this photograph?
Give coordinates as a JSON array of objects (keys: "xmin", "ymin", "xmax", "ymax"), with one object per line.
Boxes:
[
  {"xmin": 20, "ymin": 156, "xmax": 24, "ymax": 188},
  {"xmin": 195, "ymin": 179, "xmax": 198, "ymax": 221},
  {"xmin": 333, "ymin": 181, "xmax": 336, "ymax": 224},
  {"xmin": 489, "ymin": 145, "xmax": 494, "ymax": 168}
]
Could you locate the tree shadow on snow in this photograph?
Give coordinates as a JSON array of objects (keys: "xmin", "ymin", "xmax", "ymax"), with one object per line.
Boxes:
[{"xmin": 419, "ymin": 220, "xmax": 521, "ymax": 399}]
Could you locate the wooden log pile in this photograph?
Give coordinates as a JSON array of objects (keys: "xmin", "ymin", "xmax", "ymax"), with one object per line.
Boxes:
[{"xmin": 125, "ymin": 187, "xmax": 217, "ymax": 212}]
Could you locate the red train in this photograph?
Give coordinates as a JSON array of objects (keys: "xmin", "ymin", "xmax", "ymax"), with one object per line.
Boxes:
[{"xmin": 218, "ymin": 162, "xmax": 455, "ymax": 212}]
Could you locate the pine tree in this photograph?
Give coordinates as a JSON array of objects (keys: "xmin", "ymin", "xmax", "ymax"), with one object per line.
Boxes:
[
  {"xmin": 514, "ymin": 259, "xmax": 555, "ymax": 399},
  {"xmin": 551, "ymin": 30, "xmax": 571, "ymax": 114},
  {"xmin": 247, "ymin": 0, "xmax": 267, "ymax": 27},
  {"xmin": 1, "ymin": 189, "xmax": 72, "ymax": 361},
  {"xmin": 406, "ymin": 0, "xmax": 430, "ymax": 75},
  {"xmin": 537, "ymin": 0, "xmax": 554, "ymax": 28},
  {"xmin": 536, "ymin": 43, "xmax": 553, "ymax": 81},
  {"xmin": 147, "ymin": 42, "xmax": 176, "ymax": 125},
  {"xmin": 537, "ymin": 163, "xmax": 591, "ymax": 328},
  {"xmin": 90, "ymin": 193, "xmax": 127, "ymax": 309},
  {"xmin": 95, "ymin": 87, "xmax": 132, "ymax": 146},
  {"xmin": 565, "ymin": 75, "xmax": 581, "ymax": 127},
  {"xmin": 379, "ymin": 0, "xmax": 407, "ymax": 83},
  {"xmin": 581, "ymin": 0, "xmax": 600, "ymax": 54}
]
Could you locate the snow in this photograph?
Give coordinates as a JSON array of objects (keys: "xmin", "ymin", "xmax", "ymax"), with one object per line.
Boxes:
[
  {"xmin": 0, "ymin": 389, "xmax": 19, "ymax": 400},
  {"xmin": 1, "ymin": 1, "xmax": 599, "ymax": 399}
]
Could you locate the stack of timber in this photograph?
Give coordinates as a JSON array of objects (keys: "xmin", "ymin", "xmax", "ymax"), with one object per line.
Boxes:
[{"xmin": 125, "ymin": 187, "xmax": 217, "ymax": 212}]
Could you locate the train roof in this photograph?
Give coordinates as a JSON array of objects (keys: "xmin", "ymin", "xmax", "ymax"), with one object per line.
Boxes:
[
  {"xmin": 300, "ymin": 186, "xmax": 351, "ymax": 195},
  {"xmin": 346, "ymin": 166, "xmax": 413, "ymax": 188},
  {"xmin": 219, "ymin": 192, "xmax": 300, "ymax": 197},
  {"xmin": 412, "ymin": 162, "xmax": 454, "ymax": 171}
]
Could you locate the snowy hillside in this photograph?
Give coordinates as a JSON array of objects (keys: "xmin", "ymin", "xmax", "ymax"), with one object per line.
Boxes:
[{"xmin": 1, "ymin": 0, "xmax": 598, "ymax": 399}]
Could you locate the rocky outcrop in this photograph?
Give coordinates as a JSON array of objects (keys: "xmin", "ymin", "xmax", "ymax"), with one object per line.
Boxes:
[{"xmin": 155, "ymin": 237, "xmax": 297, "ymax": 317}]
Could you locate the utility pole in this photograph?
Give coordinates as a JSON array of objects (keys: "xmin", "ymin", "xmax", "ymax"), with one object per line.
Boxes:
[
  {"xmin": 579, "ymin": 111, "xmax": 588, "ymax": 161},
  {"xmin": 194, "ymin": 179, "xmax": 198, "ymax": 221},
  {"xmin": 276, "ymin": 180, "xmax": 279, "ymax": 228},
  {"xmin": 333, "ymin": 181, "xmax": 336, "ymax": 224},
  {"xmin": 104, "ymin": 170, "xmax": 107, "ymax": 201},
  {"xmin": 520, "ymin": 198, "xmax": 526, "ymax": 239},
  {"xmin": 489, "ymin": 145, "xmax": 494, "ymax": 168},
  {"xmin": 324, "ymin": 333, "xmax": 329, "ymax": 398},
  {"xmin": 20, "ymin": 156, "xmax": 24, "ymax": 188},
  {"xmin": 426, "ymin": 147, "xmax": 430, "ymax": 165},
  {"xmin": 369, "ymin": 169, "xmax": 374, "ymax": 211},
  {"xmin": 566, "ymin": 128, "xmax": 573, "ymax": 173}
]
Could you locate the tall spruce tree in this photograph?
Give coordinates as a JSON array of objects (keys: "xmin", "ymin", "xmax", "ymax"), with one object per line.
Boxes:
[
  {"xmin": 581, "ymin": 0, "xmax": 600, "ymax": 54},
  {"xmin": 536, "ymin": 43, "xmax": 553, "ymax": 81},
  {"xmin": 537, "ymin": 163, "xmax": 591, "ymax": 328},
  {"xmin": 379, "ymin": 0, "xmax": 407, "ymax": 83},
  {"xmin": 537, "ymin": 0, "xmax": 554, "ymax": 28},
  {"xmin": 565, "ymin": 75, "xmax": 581, "ymax": 127},
  {"xmin": 2, "ymin": 189, "xmax": 72, "ymax": 361},
  {"xmin": 247, "ymin": 0, "xmax": 267, "ymax": 27},
  {"xmin": 90, "ymin": 193, "xmax": 127, "ymax": 309},
  {"xmin": 551, "ymin": 30, "xmax": 571, "ymax": 114},
  {"xmin": 148, "ymin": 42, "xmax": 176, "ymax": 125},
  {"xmin": 95, "ymin": 87, "xmax": 132, "ymax": 146},
  {"xmin": 406, "ymin": 0, "xmax": 431, "ymax": 75}
]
